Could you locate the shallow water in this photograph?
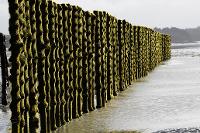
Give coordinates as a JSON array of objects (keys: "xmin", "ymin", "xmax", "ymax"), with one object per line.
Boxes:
[{"xmin": 1, "ymin": 43, "xmax": 200, "ymax": 133}]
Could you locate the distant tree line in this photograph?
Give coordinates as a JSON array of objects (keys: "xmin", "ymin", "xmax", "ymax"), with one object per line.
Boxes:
[{"xmin": 154, "ymin": 27, "xmax": 200, "ymax": 43}]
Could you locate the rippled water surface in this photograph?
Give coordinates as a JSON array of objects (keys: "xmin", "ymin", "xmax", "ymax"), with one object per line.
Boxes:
[{"xmin": 1, "ymin": 43, "xmax": 200, "ymax": 133}]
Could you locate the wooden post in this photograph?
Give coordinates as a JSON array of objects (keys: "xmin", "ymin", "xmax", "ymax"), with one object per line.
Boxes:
[{"xmin": 0, "ymin": 33, "xmax": 8, "ymax": 105}]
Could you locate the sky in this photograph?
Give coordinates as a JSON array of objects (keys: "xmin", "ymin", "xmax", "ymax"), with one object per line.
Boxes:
[{"xmin": 1, "ymin": 0, "xmax": 200, "ymax": 35}]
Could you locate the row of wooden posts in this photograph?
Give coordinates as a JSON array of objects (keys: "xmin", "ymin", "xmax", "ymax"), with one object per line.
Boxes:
[{"xmin": 8, "ymin": 0, "xmax": 171, "ymax": 132}]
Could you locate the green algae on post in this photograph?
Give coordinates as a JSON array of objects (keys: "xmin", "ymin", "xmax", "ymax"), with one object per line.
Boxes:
[{"xmin": 48, "ymin": 1, "xmax": 57, "ymax": 130}]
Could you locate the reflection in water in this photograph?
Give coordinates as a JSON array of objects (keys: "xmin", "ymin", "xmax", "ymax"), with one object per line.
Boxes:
[
  {"xmin": 0, "ymin": 105, "xmax": 11, "ymax": 133},
  {"xmin": 1, "ymin": 42, "xmax": 200, "ymax": 133}
]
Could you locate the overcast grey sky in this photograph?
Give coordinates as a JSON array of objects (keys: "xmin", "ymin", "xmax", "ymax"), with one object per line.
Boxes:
[{"xmin": 1, "ymin": 0, "xmax": 200, "ymax": 34}]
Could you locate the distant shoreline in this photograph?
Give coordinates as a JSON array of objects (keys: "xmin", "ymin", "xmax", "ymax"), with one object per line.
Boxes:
[
  {"xmin": 172, "ymin": 41, "xmax": 197, "ymax": 44},
  {"xmin": 154, "ymin": 26, "xmax": 200, "ymax": 44},
  {"xmin": 171, "ymin": 41, "xmax": 200, "ymax": 49}
]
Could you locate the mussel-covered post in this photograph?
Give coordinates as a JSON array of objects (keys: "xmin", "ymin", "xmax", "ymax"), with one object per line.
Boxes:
[
  {"xmin": 71, "ymin": 6, "xmax": 80, "ymax": 118},
  {"xmin": 36, "ymin": 0, "xmax": 48, "ymax": 131},
  {"xmin": 90, "ymin": 13, "xmax": 96, "ymax": 111},
  {"xmin": 112, "ymin": 16, "xmax": 119, "ymax": 96},
  {"xmin": 93, "ymin": 11, "xmax": 103, "ymax": 108},
  {"xmin": 107, "ymin": 14, "xmax": 114, "ymax": 99},
  {"xmin": 62, "ymin": 4, "xmax": 70, "ymax": 123},
  {"xmin": 42, "ymin": 0, "xmax": 51, "ymax": 131},
  {"xmin": 54, "ymin": 3, "xmax": 62, "ymax": 127},
  {"xmin": 58, "ymin": 4, "xmax": 66, "ymax": 126},
  {"xmin": 133, "ymin": 26, "xmax": 140, "ymax": 80},
  {"xmin": 78, "ymin": 7, "xmax": 84, "ymax": 116},
  {"xmin": 66, "ymin": 3, "xmax": 74, "ymax": 121},
  {"xmin": 48, "ymin": 1, "xmax": 57, "ymax": 130},
  {"xmin": 123, "ymin": 20, "xmax": 129, "ymax": 89},
  {"xmin": 100, "ymin": 11, "xmax": 108, "ymax": 106},
  {"xmin": 83, "ymin": 11, "xmax": 91, "ymax": 113},
  {"xmin": 129, "ymin": 26, "xmax": 136, "ymax": 83},
  {"xmin": 118, "ymin": 20, "xmax": 125, "ymax": 91}
]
